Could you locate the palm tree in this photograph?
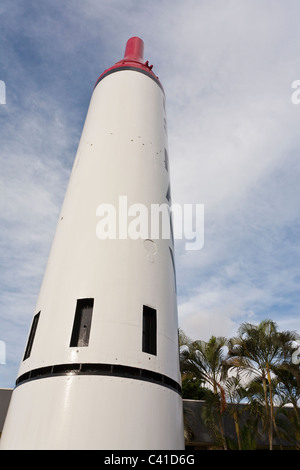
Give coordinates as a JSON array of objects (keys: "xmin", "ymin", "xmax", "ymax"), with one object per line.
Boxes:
[
  {"xmin": 244, "ymin": 378, "xmax": 271, "ymax": 447},
  {"xmin": 226, "ymin": 319, "xmax": 299, "ymax": 450},
  {"xmin": 276, "ymin": 339, "xmax": 300, "ymax": 425},
  {"xmin": 224, "ymin": 375, "xmax": 247, "ymax": 449},
  {"xmin": 274, "ymin": 342, "xmax": 300, "ymax": 447},
  {"xmin": 184, "ymin": 335, "xmax": 229, "ymax": 449},
  {"xmin": 275, "ymin": 366, "xmax": 300, "ymax": 426}
]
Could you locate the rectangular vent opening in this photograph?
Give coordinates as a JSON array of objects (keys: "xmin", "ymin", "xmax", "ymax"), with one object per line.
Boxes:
[
  {"xmin": 70, "ymin": 298, "xmax": 94, "ymax": 347},
  {"xmin": 164, "ymin": 148, "xmax": 169, "ymax": 171},
  {"xmin": 23, "ymin": 311, "xmax": 40, "ymax": 361},
  {"xmin": 142, "ymin": 305, "xmax": 157, "ymax": 356}
]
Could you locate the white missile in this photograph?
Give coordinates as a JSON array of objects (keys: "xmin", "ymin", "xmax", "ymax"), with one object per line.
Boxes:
[{"xmin": 0, "ymin": 37, "xmax": 184, "ymax": 450}]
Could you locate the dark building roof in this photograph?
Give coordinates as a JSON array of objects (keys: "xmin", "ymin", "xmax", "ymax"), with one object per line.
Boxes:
[
  {"xmin": 0, "ymin": 389, "xmax": 12, "ymax": 434},
  {"xmin": 183, "ymin": 399, "xmax": 297, "ymax": 449}
]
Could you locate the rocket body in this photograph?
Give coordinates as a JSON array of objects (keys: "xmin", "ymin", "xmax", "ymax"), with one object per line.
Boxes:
[{"xmin": 0, "ymin": 38, "xmax": 184, "ymax": 449}]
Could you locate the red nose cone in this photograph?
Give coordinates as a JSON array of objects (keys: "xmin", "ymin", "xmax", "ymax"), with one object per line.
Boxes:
[
  {"xmin": 123, "ymin": 37, "xmax": 144, "ymax": 63},
  {"xmin": 95, "ymin": 37, "xmax": 162, "ymax": 90}
]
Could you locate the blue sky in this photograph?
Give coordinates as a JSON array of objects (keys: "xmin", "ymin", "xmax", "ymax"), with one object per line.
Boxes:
[{"xmin": 1, "ymin": 0, "xmax": 300, "ymax": 388}]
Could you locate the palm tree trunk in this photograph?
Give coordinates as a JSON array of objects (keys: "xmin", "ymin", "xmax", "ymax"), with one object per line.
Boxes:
[
  {"xmin": 292, "ymin": 400, "xmax": 300, "ymax": 427},
  {"xmin": 213, "ymin": 380, "xmax": 227, "ymax": 450},
  {"xmin": 233, "ymin": 410, "xmax": 242, "ymax": 450},
  {"xmin": 218, "ymin": 413, "xmax": 228, "ymax": 450},
  {"xmin": 262, "ymin": 375, "xmax": 272, "ymax": 450},
  {"xmin": 272, "ymin": 415, "xmax": 283, "ymax": 450},
  {"xmin": 266, "ymin": 368, "xmax": 274, "ymax": 450}
]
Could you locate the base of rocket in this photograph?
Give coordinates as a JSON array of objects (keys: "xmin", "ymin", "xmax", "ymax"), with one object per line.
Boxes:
[{"xmin": 0, "ymin": 375, "xmax": 185, "ymax": 449}]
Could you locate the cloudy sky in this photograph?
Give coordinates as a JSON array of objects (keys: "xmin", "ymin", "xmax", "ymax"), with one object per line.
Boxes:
[{"xmin": 1, "ymin": 0, "xmax": 300, "ymax": 388}]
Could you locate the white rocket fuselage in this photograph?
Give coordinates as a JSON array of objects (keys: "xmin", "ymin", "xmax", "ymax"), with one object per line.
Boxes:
[{"xmin": 0, "ymin": 38, "xmax": 184, "ymax": 449}]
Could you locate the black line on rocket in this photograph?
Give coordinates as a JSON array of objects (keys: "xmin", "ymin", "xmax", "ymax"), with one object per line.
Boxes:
[{"xmin": 15, "ymin": 362, "xmax": 182, "ymax": 395}]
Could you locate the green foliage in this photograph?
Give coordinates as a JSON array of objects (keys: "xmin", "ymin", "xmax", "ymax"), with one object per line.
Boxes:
[
  {"xmin": 182, "ymin": 377, "xmax": 207, "ymax": 400},
  {"xmin": 180, "ymin": 319, "xmax": 300, "ymax": 450}
]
